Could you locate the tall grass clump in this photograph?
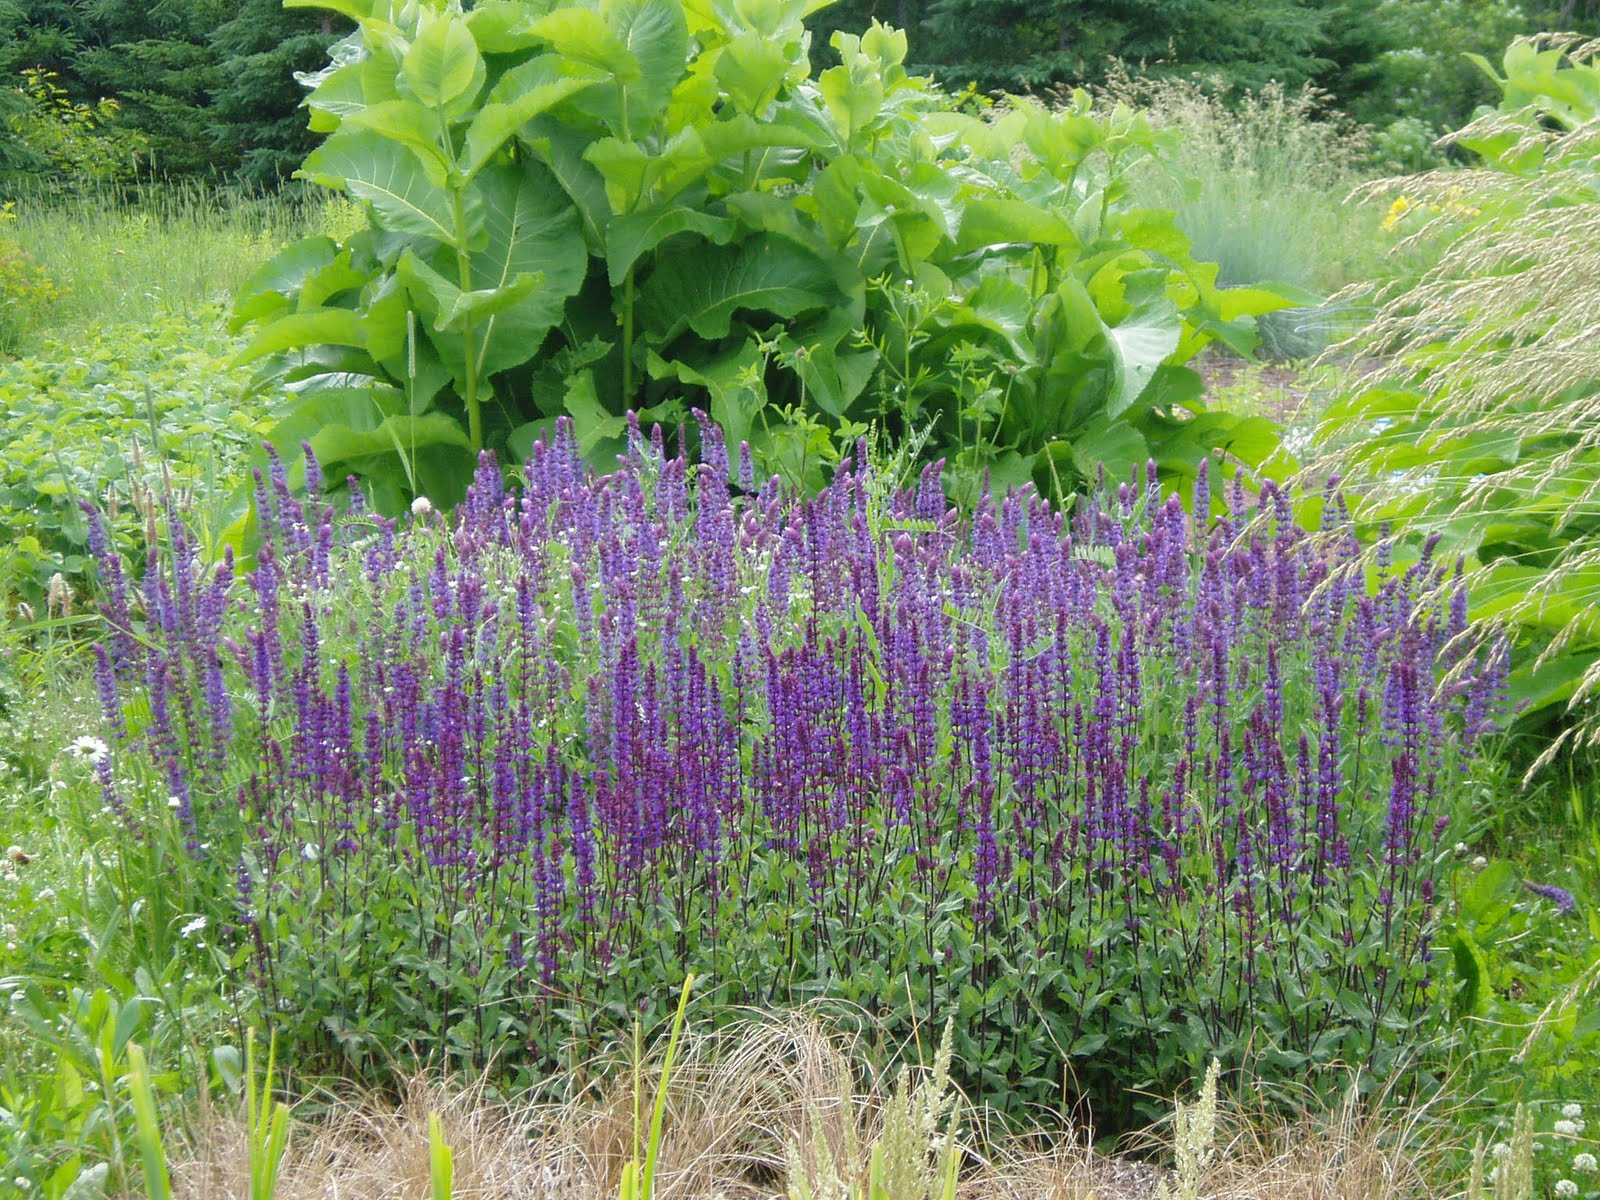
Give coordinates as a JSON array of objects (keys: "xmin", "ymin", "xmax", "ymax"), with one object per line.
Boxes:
[
  {"xmin": 1316, "ymin": 36, "xmax": 1600, "ymax": 768},
  {"xmin": 81, "ymin": 422, "xmax": 1505, "ymax": 1132},
  {"xmin": 3, "ymin": 183, "xmax": 338, "ymax": 347},
  {"xmin": 1105, "ymin": 73, "xmax": 1383, "ymax": 297}
]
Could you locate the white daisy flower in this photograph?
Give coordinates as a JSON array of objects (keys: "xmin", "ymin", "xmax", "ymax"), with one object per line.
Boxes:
[{"xmin": 66, "ymin": 736, "xmax": 109, "ymax": 764}]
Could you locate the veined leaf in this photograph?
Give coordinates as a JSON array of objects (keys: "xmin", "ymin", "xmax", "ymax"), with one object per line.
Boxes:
[
  {"xmin": 608, "ymin": 0, "xmax": 690, "ymax": 131},
  {"xmin": 528, "ymin": 8, "xmax": 641, "ymax": 82},
  {"xmin": 237, "ymin": 308, "xmax": 369, "ymax": 364},
  {"xmin": 956, "ymin": 197, "xmax": 1080, "ymax": 254},
  {"xmin": 401, "ymin": 12, "xmax": 485, "ymax": 113},
  {"xmin": 605, "ymin": 206, "xmax": 739, "ymax": 285},
  {"xmin": 638, "ymin": 232, "xmax": 840, "ymax": 342},
  {"xmin": 344, "ymin": 100, "xmax": 451, "ymax": 185},
  {"xmin": 397, "ymin": 252, "xmax": 543, "ymax": 334},
  {"xmin": 462, "ymin": 58, "xmax": 601, "ymax": 180},
  {"xmin": 585, "ymin": 128, "xmax": 711, "ymax": 214},
  {"xmin": 300, "ymin": 129, "xmax": 461, "ymax": 245}
]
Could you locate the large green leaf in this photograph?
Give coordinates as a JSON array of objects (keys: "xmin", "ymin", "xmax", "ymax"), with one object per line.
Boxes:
[
  {"xmin": 585, "ymin": 127, "xmax": 712, "ymax": 213},
  {"xmin": 408, "ymin": 163, "xmax": 586, "ymax": 382},
  {"xmin": 400, "ymin": 11, "xmax": 485, "ymax": 113},
  {"xmin": 608, "ymin": 0, "xmax": 689, "ymax": 131},
  {"xmin": 638, "ymin": 232, "xmax": 841, "ymax": 342},
  {"xmin": 397, "ymin": 252, "xmax": 543, "ymax": 334},
  {"xmin": 648, "ymin": 338, "xmax": 768, "ymax": 448},
  {"xmin": 230, "ymin": 237, "xmax": 340, "ymax": 331},
  {"xmin": 955, "ymin": 197, "xmax": 1080, "ymax": 255},
  {"xmin": 462, "ymin": 58, "xmax": 601, "ymax": 180},
  {"xmin": 1096, "ymin": 275, "xmax": 1180, "ymax": 417},
  {"xmin": 237, "ymin": 308, "xmax": 369, "ymax": 364},
  {"xmin": 528, "ymin": 8, "xmax": 641, "ymax": 82},
  {"xmin": 300, "ymin": 129, "xmax": 460, "ymax": 245},
  {"xmin": 344, "ymin": 100, "xmax": 451, "ymax": 184},
  {"xmin": 605, "ymin": 206, "xmax": 739, "ymax": 285}
]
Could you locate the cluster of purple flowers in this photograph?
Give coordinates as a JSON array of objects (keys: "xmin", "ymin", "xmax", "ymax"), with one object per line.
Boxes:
[{"xmin": 87, "ymin": 419, "xmax": 1506, "ymax": 1101}]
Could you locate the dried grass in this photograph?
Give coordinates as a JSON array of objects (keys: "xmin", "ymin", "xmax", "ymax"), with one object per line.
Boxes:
[{"xmin": 147, "ymin": 1014, "xmax": 1463, "ymax": 1200}]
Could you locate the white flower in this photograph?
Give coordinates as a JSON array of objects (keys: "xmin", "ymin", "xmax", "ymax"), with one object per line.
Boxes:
[
  {"xmin": 1555, "ymin": 1180, "xmax": 1578, "ymax": 1198},
  {"xmin": 1574, "ymin": 1153, "xmax": 1597, "ymax": 1173},
  {"xmin": 179, "ymin": 916, "xmax": 207, "ymax": 939},
  {"xmin": 1491, "ymin": 1143, "xmax": 1512, "ymax": 1160},
  {"xmin": 1472, "ymin": 856, "xmax": 1489, "ymax": 868},
  {"xmin": 411, "ymin": 495, "xmax": 433, "ymax": 517},
  {"xmin": 1556, "ymin": 1120, "xmax": 1582, "ymax": 1137},
  {"xmin": 1455, "ymin": 842, "xmax": 1469, "ymax": 854},
  {"xmin": 66, "ymin": 735, "xmax": 109, "ymax": 764},
  {"xmin": 1565, "ymin": 1104, "xmax": 1585, "ymax": 1119}
]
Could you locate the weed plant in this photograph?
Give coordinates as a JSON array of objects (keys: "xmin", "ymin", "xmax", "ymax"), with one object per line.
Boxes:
[{"xmin": 79, "ymin": 420, "xmax": 1506, "ymax": 1132}]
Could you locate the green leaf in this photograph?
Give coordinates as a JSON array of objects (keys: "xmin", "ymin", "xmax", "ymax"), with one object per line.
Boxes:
[
  {"xmin": 401, "ymin": 11, "xmax": 486, "ymax": 112},
  {"xmin": 300, "ymin": 129, "xmax": 460, "ymax": 245},
  {"xmin": 468, "ymin": 163, "xmax": 588, "ymax": 378},
  {"xmin": 605, "ymin": 205, "xmax": 739, "ymax": 285},
  {"xmin": 1071, "ymin": 418, "xmax": 1148, "ymax": 483},
  {"xmin": 309, "ymin": 413, "xmax": 472, "ymax": 466},
  {"xmin": 638, "ymin": 232, "xmax": 841, "ymax": 342},
  {"xmin": 462, "ymin": 58, "xmax": 601, "ymax": 180},
  {"xmin": 231, "ymin": 237, "xmax": 339, "ymax": 330},
  {"xmin": 397, "ymin": 252, "xmax": 543, "ymax": 333},
  {"xmin": 609, "ymin": 0, "xmax": 690, "ymax": 130},
  {"xmin": 344, "ymin": 99, "xmax": 452, "ymax": 185},
  {"xmin": 237, "ymin": 308, "xmax": 369, "ymax": 364},
  {"xmin": 585, "ymin": 127, "xmax": 712, "ymax": 214},
  {"xmin": 528, "ymin": 8, "xmax": 641, "ymax": 82},
  {"xmin": 956, "ymin": 197, "xmax": 1080, "ymax": 254},
  {"xmin": 714, "ymin": 32, "xmax": 791, "ymax": 114},
  {"xmin": 563, "ymin": 370, "xmax": 627, "ymax": 458},
  {"xmin": 649, "ymin": 338, "xmax": 767, "ymax": 448},
  {"xmin": 1100, "ymin": 283, "xmax": 1180, "ymax": 416}
]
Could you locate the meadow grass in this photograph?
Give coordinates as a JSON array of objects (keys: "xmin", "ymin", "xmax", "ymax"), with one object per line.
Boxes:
[{"xmin": 3, "ymin": 183, "xmax": 352, "ymax": 353}]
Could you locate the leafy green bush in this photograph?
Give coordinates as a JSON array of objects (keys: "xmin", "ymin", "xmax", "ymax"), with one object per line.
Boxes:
[
  {"xmin": 235, "ymin": 0, "xmax": 1291, "ymax": 512},
  {"xmin": 1317, "ymin": 36, "xmax": 1600, "ymax": 765},
  {"xmin": 0, "ymin": 311, "xmax": 267, "ymax": 608},
  {"xmin": 2, "ymin": 68, "xmax": 149, "ymax": 200}
]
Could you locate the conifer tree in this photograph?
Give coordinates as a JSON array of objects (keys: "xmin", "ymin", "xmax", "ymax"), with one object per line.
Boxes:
[{"xmin": 209, "ymin": 0, "xmax": 339, "ymax": 186}]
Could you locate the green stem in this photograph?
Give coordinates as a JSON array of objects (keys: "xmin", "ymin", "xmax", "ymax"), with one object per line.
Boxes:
[
  {"xmin": 622, "ymin": 265, "xmax": 636, "ymax": 407},
  {"xmin": 452, "ymin": 187, "xmax": 482, "ymax": 454}
]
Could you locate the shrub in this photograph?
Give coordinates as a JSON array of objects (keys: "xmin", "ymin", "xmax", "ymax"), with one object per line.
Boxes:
[
  {"xmin": 232, "ymin": 0, "xmax": 1292, "ymax": 513},
  {"xmin": 1317, "ymin": 36, "xmax": 1600, "ymax": 767},
  {"xmin": 86, "ymin": 424, "xmax": 1502, "ymax": 1130},
  {"xmin": 2, "ymin": 68, "xmax": 149, "ymax": 200}
]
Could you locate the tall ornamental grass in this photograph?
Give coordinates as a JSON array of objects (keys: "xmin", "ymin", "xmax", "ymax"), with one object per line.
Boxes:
[{"xmin": 84, "ymin": 425, "xmax": 1504, "ymax": 1128}]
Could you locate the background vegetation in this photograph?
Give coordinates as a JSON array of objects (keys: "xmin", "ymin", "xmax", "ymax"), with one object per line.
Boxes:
[{"xmin": 2, "ymin": 2, "xmax": 1599, "ymax": 1199}]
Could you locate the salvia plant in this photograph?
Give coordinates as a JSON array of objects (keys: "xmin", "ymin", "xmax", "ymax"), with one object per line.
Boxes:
[
  {"xmin": 84, "ymin": 423, "xmax": 1504, "ymax": 1128},
  {"xmin": 232, "ymin": 0, "xmax": 1293, "ymax": 513}
]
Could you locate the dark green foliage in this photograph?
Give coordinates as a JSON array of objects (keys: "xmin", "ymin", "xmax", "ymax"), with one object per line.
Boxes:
[
  {"xmin": 236, "ymin": 0, "xmax": 1293, "ymax": 516},
  {"xmin": 209, "ymin": 1, "xmax": 342, "ymax": 187}
]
